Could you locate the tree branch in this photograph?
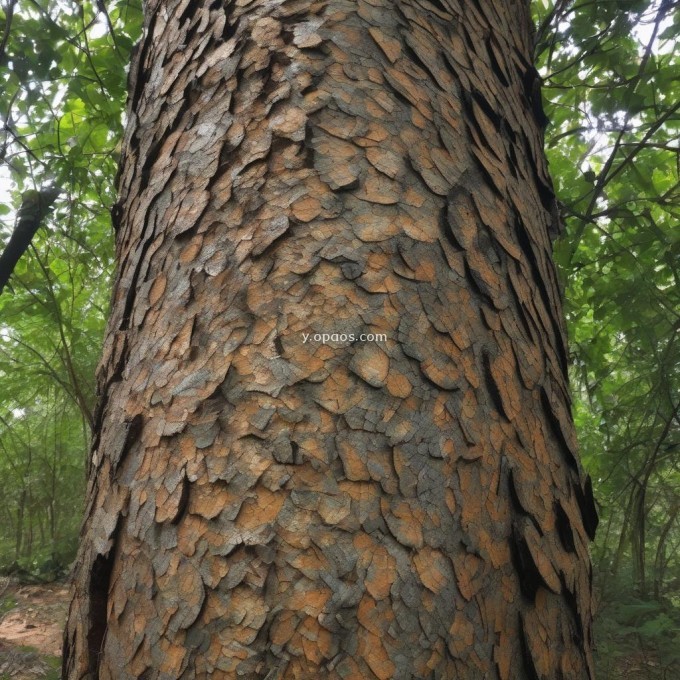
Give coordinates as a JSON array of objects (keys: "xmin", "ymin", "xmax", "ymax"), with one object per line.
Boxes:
[{"xmin": 0, "ymin": 186, "xmax": 62, "ymax": 295}]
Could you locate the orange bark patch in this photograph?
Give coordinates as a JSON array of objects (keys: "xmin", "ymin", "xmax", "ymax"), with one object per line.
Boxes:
[
  {"xmin": 175, "ymin": 514, "xmax": 206, "ymax": 557},
  {"xmin": 148, "ymin": 273, "xmax": 167, "ymax": 306},
  {"xmin": 368, "ymin": 27, "xmax": 402, "ymax": 63},
  {"xmin": 158, "ymin": 640, "xmax": 186, "ymax": 676},
  {"xmin": 270, "ymin": 610, "xmax": 297, "ymax": 647},
  {"xmin": 317, "ymin": 492, "xmax": 352, "ymax": 525},
  {"xmin": 269, "ymin": 106, "xmax": 306, "ymax": 139},
  {"xmin": 414, "ymin": 548, "xmax": 450, "ymax": 594},
  {"xmin": 291, "ymin": 196, "xmax": 322, "ymax": 222},
  {"xmin": 287, "ymin": 587, "xmax": 330, "ymax": 617},
  {"xmin": 448, "ymin": 612, "xmax": 475, "ymax": 657},
  {"xmin": 352, "ymin": 211, "xmax": 400, "ymax": 242},
  {"xmin": 357, "ymin": 172, "xmax": 401, "ymax": 205},
  {"xmin": 380, "ymin": 498, "xmax": 424, "ymax": 549},
  {"xmin": 361, "ymin": 631, "xmax": 396, "ymax": 680},
  {"xmin": 178, "ymin": 237, "xmax": 203, "ymax": 265},
  {"xmin": 365, "ymin": 147, "xmax": 403, "ymax": 179},
  {"xmin": 385, "ymin": 370, "xmax": 412, "ymax": 398},
  {"xmin": 299, "ymin": 616, "xmax": 333, "ymax": 664},
  {"xmin": 236, "ymin": 489, "xmax": 285, "ymax": 529},
  {"xmin": 349, "ymin": 344, "xmax": 390, "ymax": 387},
  {"xmin": 189, "ymin": 482, "xmax": 236, "ymax": 521},
  {"xmin": 453, "ymin": 552, "xmax": 485, "ymax": 601},
  {"xmin": 337, "ymin": 437, "xmax": 371, "ymax": 481},
  {"xmin": 365, "ymin": 547, "xmax": 397, "ymax": 601},
  {"xmin": 289, "ymin": 551, "xmax": 330, "ymax": 579}
]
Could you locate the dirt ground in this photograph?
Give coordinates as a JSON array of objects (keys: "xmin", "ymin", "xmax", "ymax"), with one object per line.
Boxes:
[{"xmin": 0, "ymin": 578, "xmax": 67, "ymax": 679}]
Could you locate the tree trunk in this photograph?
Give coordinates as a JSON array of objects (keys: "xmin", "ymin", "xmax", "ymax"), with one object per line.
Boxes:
[
  {"xmin": 64, "ymin": 1, "xmax": 598, "ymax": 678},
  {"xmin": 15, "ymin": 487, "xmax": 25, "ymax": 562},
  {"xmin": 653, "ymin": 501, "xmax": 679, "ymax": 600}
]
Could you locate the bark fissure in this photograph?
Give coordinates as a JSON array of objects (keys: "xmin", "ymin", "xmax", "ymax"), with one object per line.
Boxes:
[{"xmin": 86, "ymin": 552, "xmax": 115, "ymax": 679}]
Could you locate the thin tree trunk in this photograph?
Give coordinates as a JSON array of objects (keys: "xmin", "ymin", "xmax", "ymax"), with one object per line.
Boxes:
[
  {"xmin": 38, "ymin": 508, "xmax": 45, "ymax": 547},
  {"xmin": 3, "ymin": 503, "xmax": 15, "ymax": 540},
  {"xmin": 653, "ymin": 501, "xmax": 678, "ymax": 600},
  {"xmin": 15, "ymin": 487, "xmax": 25, "ymax": 562},
  {"xmin": 25, "ymin": 492, "xmax": 34, "ymax": 559},
  {"xmin": 632, "ymin": 483, "xmax": 647, "ymax": 596},
  {"xmin": 611, "ymin": 480, "xmax": 635, "ymax": 581},
  {"xmin": 64, "ymin": 1, "xmax": 597, "ymax": 678}
]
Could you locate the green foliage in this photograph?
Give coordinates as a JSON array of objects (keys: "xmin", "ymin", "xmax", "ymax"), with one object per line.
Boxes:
[
  {"xmin": 0, "ymin": 593, "xmax": 17, "ymax": 617},
  {"xmin": 0, "ymin": 649, "xmax": 61, "ymax": 680},
  {"xmin": 0, "ymin": 0, "xmax": 141, "ymax": 570},
  {"xmin": 534, "ymin": 0, "xmax": 680, "ymax": 672},
  {"xmin": 40, "ymin": 654, "xmax": 63, "ymax": 680},
  {"xmin": 0, "ymin": 388, "xmax": 85, "ymax": 574},
  {"xmin": 595, "ymin": 580, "xmax": 680, "ymax": 678}
]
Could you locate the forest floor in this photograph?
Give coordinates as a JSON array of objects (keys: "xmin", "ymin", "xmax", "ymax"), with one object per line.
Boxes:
[
  {"xmin": 0, "ymin": 576, "xmax": 677, "ymax": 679},
  {"xmin": 0, "ymin": 578, "xmax": 65, "ymax": 680}
]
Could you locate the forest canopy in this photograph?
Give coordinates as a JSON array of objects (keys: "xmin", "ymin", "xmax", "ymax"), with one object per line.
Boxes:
[{"xmin": 0, "ymin": 0, "xmax": 678, "ymax": 676}]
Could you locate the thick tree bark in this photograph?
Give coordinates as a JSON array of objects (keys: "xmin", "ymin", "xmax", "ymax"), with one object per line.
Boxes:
[{"xmin": 64, "ymin": 1, "xmax": 597, "ymax": 678}]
